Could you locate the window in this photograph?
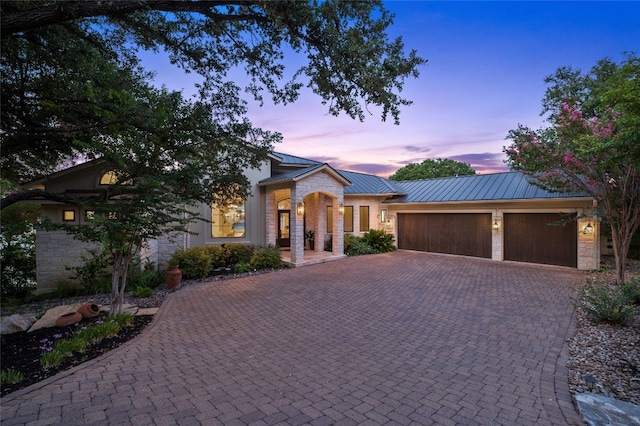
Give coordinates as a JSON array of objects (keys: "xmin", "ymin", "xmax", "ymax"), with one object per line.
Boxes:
[
  {"xmin": 212, "ymin": 200, "xmax": 245, "ymax": 238},
  {"xmin": 344, "ymin": 206, "xmax": 354, "ymax": 232},
  {"xmin": 99, "ymin": 171, "xmax": 133, "ymax": 186},
  {"xmin": 359, "ymin": 206, "xmax": 370, "ymax": 232},
  {"xmin": 327, "ymin": 206, "xmax": 333, "ymax": 233},
  {"xmin": 62, "ymin": 210, "xmax": 75, "ymax": 222}
]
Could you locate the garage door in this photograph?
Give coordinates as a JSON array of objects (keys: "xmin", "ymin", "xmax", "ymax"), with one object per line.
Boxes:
[
  {"xmin": 397, "ymin": 213, "xmax": 492, "ymax": 258},
  {"xmin": 504, "ymin": 213, "xmax": 577, "ymax": 267}
]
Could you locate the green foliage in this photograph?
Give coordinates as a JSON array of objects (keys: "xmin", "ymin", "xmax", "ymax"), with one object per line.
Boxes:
[
  {"xmin": 224, "ymin": 244, "xmax": 255, "ymax": 266},
  {"xmin": 620, "ymin": 275, "xmax": 640, "ymax": 305},
  {"xmin": 390, "ymin": 158, "xmax": 476, "ymax": 181},
  {"xmin": 0, "ymin": 198, "xmax": 38, "ymax": 299},
  {"xmin": 65, "ymin": 248, "xmax": 111, "ymax": 288},
  {"xmin": 234, "ymin": 262, "xmax": 253, "ymax": 274},
  {"xmin": 170, "ymin": 247, "xmax": 213, "ymax": 280},
  {"xmin": 344, "ymin": 234, "xmax": 377, "ymax": 256},
  {"xmin": 250, "ymin": 246, "xmax": 284, "ymax": 270},
  {"xmin": 504, "ymin": 53, "xmax": 640, "ymax": 285},
  {"xmin": 206, "ymin": 245, "xmax": 229, "ymax": 269},
  {"xmin": 131, "ymin": 286, "xmax": 153, "ymax": 298},
  {"xmin": 577, "ymin": 276, "xmax": 639, "ymax": 326},
  {"xmin": 363, "ymin": 229, "xmax": 397, "ymax": 253},
  {"xmin": 40, "ymin": 314, "xmax": 133, "ymax": 368},
  {"xmin": 128, "ymin": 269, "xmax": 164, "ymax": 290},
  {"xmin": 0, "ymin": 369, "xmax": 24, "ymax": 385}
]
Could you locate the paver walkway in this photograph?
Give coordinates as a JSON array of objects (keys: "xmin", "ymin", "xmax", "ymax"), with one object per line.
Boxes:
[{"xmin": 1, "ymin": 251, "xmax": 587, "ymax": 425}]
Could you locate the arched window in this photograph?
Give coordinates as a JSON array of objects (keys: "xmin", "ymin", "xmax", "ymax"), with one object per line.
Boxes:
[{"xmin": 99, "ymin": 171, "xmax": 133, "ymax": 186}]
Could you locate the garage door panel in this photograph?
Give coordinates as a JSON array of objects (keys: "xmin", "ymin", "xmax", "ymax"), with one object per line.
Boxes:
[
  {"xmin": 504, "ymin": 213, "xmax": 576, "ymax": 267},
  {"xmin": 398, "ymin": 213, "xmax": 491, "ymax": 258}
]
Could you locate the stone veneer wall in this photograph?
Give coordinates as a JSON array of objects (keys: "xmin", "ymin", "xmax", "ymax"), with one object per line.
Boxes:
[{"xmin": 35, "ymin": 230, "xmax": 100, "ymax": 294}]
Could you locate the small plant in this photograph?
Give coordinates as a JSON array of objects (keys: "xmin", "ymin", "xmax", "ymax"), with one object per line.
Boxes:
[
  {"xmin": 250, "ymin": 245, "xmax": 284, "ymax": 270},
  {"xmin": 362, "ymin": 229, "xmax": 396, "ymax": 253},
  {"xmin": 0, "ymin": 369, "xmax": 24, "ymax": 385},
  {"xmin": 577, "ymin": 277, "xmax": 639, "ymax": 326},
  {"xmin": 40, "ymin": 313, "xmax": 133, "ymax": 368},
  {"xmin": 234, "ymin": 261, "xmax": 253, "ymax": 273},
  {"xmin": 131, "ymin": 286, "xmax": 153, "ymax": 298},
  {"xmin": 305, "ymin": 230, "xmax": 315, "ymax": 241}
]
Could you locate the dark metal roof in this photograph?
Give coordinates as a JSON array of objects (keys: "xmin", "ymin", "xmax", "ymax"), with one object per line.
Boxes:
[
  {"xmin": 339, "ymin": 170, "xmax": 405, "ymax": 195},
  {"xmin": 272, "ymin": 152, "xmax": 322, "ymax": 166},
  {"xmin": 389, "ymin": 172, "xmax": 589, "ymax": 203}
]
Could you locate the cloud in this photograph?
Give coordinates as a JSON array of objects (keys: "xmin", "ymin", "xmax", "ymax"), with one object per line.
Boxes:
[
  {"xmin": 341, "ymin": 162, "xmax": 399, "ymax": 177},
  {"xmin": 449, "ymin": 152, "xmax": 508, "ymax": 174},
  {"xmin": 402, "ymin": 145, "xmax": 432, "ymax": 153}
]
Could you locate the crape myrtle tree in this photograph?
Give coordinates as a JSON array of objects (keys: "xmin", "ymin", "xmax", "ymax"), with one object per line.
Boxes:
[
  {"xmin": 504, "ymin": 54, "xmax": 640, "ymax": 285},
  {"xmin": 0, "ymin": 1, "xmax": 424, "ymax": 311},
  {"xmin": 389, "ymin": 158, "xmax": 476, "ymax": 181}
]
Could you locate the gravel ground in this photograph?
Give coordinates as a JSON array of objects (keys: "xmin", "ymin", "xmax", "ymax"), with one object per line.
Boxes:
[{"xmin": 566, "ymin": 256, "xmax": 640, "ymax": 406}]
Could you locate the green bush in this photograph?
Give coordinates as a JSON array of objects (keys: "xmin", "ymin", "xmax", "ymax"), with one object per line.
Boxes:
[
  {"xmin": 225, "ymin": 243, "xmax": 255, "ymax": 265},
  {"xmin": 205, "ymin": 245, "xmax": 229, "ymax": 268},
  {"xmin": 128, "ymin": 269, "xmax": 164, "ymax": 290},
  {"xmin": 363, "ymin": 229, "xmax": 396, "ymax": 253},
  {"xmin": 131, "ymin": 286, "xmax": 153, "ymax": 298},
  {"xmin": 344, "ymin": 234, "xmax": 374, "ymax": 256},
  {"xmin": 577, "ymin": 277, "xmax": 639, "ymax": 326},
  {"xmin": 250, "ymin": 245, "xmax": 284, "ymax": 270},
  {"xmin": 170, "ymin": 247, "xmax": 212, "ymax": 279},
  {"xmin": 620, "ymin": 275, "xmax": 640, "ymax": 305}
]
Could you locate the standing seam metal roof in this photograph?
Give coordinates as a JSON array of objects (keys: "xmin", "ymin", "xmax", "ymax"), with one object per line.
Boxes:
[{"xmin": 390, "ymin": 172, "xmax": 588, "ymax": 203}]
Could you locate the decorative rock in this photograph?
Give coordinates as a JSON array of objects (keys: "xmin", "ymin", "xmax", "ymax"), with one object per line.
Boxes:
[
  {"xmin": 576, "ymin": 393, "xmax": 640, "ymax": 426},
  {"xmin": 100, "ymin": 303, "xmax": 139, "ymax": 315},
  {"xmin": 28, "ymin": 304, "xmax": 82, "ymax": 332},
  {"xmin": 0, "ymin": 314, "xmax": 38, "ymax": 335}
]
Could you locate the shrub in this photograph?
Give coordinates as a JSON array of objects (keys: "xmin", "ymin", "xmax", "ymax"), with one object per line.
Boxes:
[
  {"xmin": 128, "ymin": 270, "xmax": 164, "ymax": 290},
  {"xmin": 362, "ymin": 229, "xmax": 396, "ymax": 253},
  {"xmin": 0, "ymin": 369, "xmax": 24, "ymax": 385},
  {"xmin": 170, "ymin": 247, "xmax": 212, "ymax": 279},
  {"xmin": 225, "ymin": 243, "xmax": 254, "ymax": 265},
  {"xmin": 205, "ymin": 245, "xmax": 229, "ymax": 268},
  {"xmin": 620, "ymin": 275, "xmax": 640, "ymax": 305},
  {"xmin": 250, "ymin": 245, "xmax": 284, "ymax": 270},
  {"xmin": 131, "ymin": 286, "xmax": 153, "ymax": 298},
  {"xmin": 65, "ymin": 248, "xmax": 111, "ymax": 290},
  {"xmin": 577, "ymin": 277, "xmax": 639, "ymax": 326}
]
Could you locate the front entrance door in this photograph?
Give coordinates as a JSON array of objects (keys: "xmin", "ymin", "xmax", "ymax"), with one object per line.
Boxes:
[{"xmin": 278, "ymin": 211, "xmax": 290, "ymax": 247}]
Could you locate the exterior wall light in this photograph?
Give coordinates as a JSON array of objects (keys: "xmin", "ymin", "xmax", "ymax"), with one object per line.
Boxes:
[
  {"xmin": 338, "ymin": 204, "xmax": 344, "ymax": 215},
  {"xmin": 381, "ymin": 208, "xmax": 388, "ymax": 223},
  {"xmin": 296, "ymin": 202, "xmax": 305, "ymax": 216},
  {"xmin": 492, "ymin": 218, "xmax": 501, "ymax": 231},
  {"xmin": 583, "ymin": 222, "xmax": 594, "ymax": 235}
]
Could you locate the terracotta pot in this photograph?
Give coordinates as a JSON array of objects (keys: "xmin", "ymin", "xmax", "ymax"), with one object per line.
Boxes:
[
  {"xmin": 55, "ymin": 312, "xmax": 82, "ymax": 327},
  {"xmin": 78, "ymin": 302, "xmax": 100, "ymax": 318},
  {"xmin": 165, "ymin": 265, "xmax": 182, "ymax": 290}
]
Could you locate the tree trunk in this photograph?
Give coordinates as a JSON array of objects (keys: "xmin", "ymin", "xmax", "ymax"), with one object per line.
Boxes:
[{"xmin": 110, "ymin": 252, "xmax": 124, "ymax": 316}]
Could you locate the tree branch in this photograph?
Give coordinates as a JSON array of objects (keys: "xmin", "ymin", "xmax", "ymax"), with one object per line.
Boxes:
[
  {"xmin": 1, "ymin": 0, "xmax": 266, "ymax": 39},
  {"xmin": 1, "ymin": 189, "xmax": 77, "ymax": 210}
]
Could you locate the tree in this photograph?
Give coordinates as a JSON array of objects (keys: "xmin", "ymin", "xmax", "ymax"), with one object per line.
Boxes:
[
  {"xmin": 504, "ymin": 54, "xmax": 640, "ymax": 285},
  {"xmin": 389, "ymin": 158, "xmax": 476, "ymax": 181},
  {"xmin": 1, "ymin": 0, "xmax": 426, "ymax": 182},
  {"xmin": 1, "ymin": 1, "xmax": 425, "ymax": 312}
]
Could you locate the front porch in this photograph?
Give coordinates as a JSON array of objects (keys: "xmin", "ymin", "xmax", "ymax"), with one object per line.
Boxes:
[{"xmin": 280, "ymin": 248, "xmax": 346, "ymax": 267}]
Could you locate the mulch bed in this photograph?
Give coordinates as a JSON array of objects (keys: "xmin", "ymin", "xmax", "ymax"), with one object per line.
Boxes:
[{"xmin": 1, "ymin": 314, "xmax": 152, "ymax": 397}]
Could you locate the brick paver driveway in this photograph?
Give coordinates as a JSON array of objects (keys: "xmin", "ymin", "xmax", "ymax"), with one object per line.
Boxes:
[{"xmin": 1, "ymin": 251, "xmax": 587, "ymax": 425}]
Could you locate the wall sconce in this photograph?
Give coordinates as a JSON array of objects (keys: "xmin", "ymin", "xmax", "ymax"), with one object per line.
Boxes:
[
  {"xmin": 582, "ymin": 222, "xmax": 594, "ymax": 235},
  {"xmin": 381, "ymin": 208, "xmax": 388, "ymax": 223},
  {"xmin": 338, "ymin": 204, "xmax": 345, "ymax": 216},
  {"xmin": 296, "ymin": 202, "xmax": 305, "ymax": 216},
  {"xmin": 492, "ymin": 218, "xmax": 500, "ymax": 231}
]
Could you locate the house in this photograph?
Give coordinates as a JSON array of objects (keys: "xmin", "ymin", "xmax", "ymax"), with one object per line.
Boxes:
[{"xmin": 26, "ymin": 152, "xmax": 599, "ymax": 293}]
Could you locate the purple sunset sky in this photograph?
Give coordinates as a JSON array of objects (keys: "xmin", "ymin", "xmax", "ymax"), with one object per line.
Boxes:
[{"xmin": 145, "ymin": 1, "xmax": 640, "ymax": 177}]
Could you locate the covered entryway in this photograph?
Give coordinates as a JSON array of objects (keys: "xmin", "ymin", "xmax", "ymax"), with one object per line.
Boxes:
[
  {"xmin": 503, "ymin": 213, "xmax": 577, "ymax": 267},
  {"xmin": 397, "ymin": 213, "xmax": 492, "ymax": 258}
]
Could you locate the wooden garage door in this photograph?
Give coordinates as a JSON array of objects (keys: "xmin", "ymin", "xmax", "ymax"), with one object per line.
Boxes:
[
  {"xmin": 504, "ymin": 213, "xmax": 577, "ymax": 267},
  {"xmin": 397, "ymin": 213, "xmax": 492, "ymax": 258}
]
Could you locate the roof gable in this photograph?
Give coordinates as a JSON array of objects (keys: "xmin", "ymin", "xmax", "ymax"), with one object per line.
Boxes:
[{"xmin": 259, "ymin": 163, "xmax": 351, "ymax": 187}]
